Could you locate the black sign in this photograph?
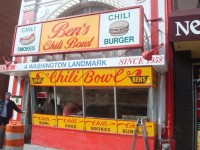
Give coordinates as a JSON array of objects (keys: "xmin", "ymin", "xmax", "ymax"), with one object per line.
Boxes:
[{"xmin": 169, "ymin": 11, "xmax": 200, "ymax": 42}]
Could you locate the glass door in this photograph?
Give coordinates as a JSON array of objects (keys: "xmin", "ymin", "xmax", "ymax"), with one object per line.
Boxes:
[{"xmin": 193, "ymin": 64, "xmax": 200, "ymax": 150}]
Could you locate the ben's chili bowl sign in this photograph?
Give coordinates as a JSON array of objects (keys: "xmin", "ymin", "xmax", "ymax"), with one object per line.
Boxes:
[
  {"xmin": 39, "ymin": 15, "xmax": 99, "ymax": 53},
  {"xmin": 12, "ymin": 6, "xmax": 143, "ymax": 56},
  {"xmin": 29, "ymin": 67, "xmax": 155, "ymax": 87}
]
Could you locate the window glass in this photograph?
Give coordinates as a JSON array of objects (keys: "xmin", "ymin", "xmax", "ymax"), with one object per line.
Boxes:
[
  {"xmin": 56, "ymin": 87, "xmax": 83, "ymax": 116},
  {"xmin": 85, "ymin": 88, "xmax": 114, "ymax": 118},
  {"xmin": 116, "ymin": 88, "xmax": 148, "ymax": 120},
  {"xmin": 34, "ymin": 86, "xmax": 55, "ymax": 115},
  {"xmin": 33, "ymin": 86, "xmax": 149, "ymax": 121}
]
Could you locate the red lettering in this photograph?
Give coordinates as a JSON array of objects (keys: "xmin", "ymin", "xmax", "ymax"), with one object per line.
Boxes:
[
  {"xmin": 65, "ymin": 37, "xmax": 94, "ymax": 49},
  {"xmin": 83, "ymin": 70, "xmax": 114, "ymax": 83},
  {"xmin": 114, "ymin": 69, "xmax": 125, "ymax": 82},
  {"xmin": 119, "ymin": 58, "xmax": 144, "ymax": 65},
  {"xmin": 66, "ymin": 27, "xmax": 81, "ymax": 36},
  {"xmin": 115, "ymin": 69, "xmax": 142, "ymax": 82},
  {"xmin": 84, "ymin": 70, "xmax": 94, "ymax": 83},
  {"xmin": 38, "ymin": 116, "xmax": 50, "ymax": 121},
  {"xmin": 64, "ymin": 118, "xmax": 77, "ymax": 123},
  {"xmin": 92, "ymin": 120, "xmax": 108, "ymax": 126},
  {"xmin": 119, "ymin": 58, "xmax": 124, "ymax": 65},
  {"xmin": 48, "ymin": 22, "xmax": 69, "ymax": 39},
  {"xmin": 54, "ymin": 70, "xmax": 82, "ymax": 83},
  {"xmin": 39, "ymin": 69, "xmax": 142, "ymax": 84},
  {"xmin": 125, "ymin": 123, "xmax": 135, "ymax": 128},
  {"xmin": 138, "ymin": 58, "xmax": 144, "ymax": 64},
  {"xmin": 50, "ymin": 71, "xmax": 57, "ymax": 83},
  {"xmin": 43, "ymin": 40, "xmax": 63, "ymax": 50},
  {"xmin": 48, "ymin": 22, "xmax": 91, "ymax": 39},
  {"xmin": 82, "ymin": 23, "xmax": 90, "ymax": 35}
]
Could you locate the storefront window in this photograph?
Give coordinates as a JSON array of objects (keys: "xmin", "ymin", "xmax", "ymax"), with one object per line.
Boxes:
[
  {"xmin": 32, "ymin": 86, "xmax": 151, "ymax": 121},
  {"xmin": 56, "ymin": 87, "xmax": 83, "ymax": 116},
  {"xmin": 85, "ymin": 88, "xmax": 114, "ymax": 118},
  {"xmin": 34, "ymin": 86, "xmax": 55, "ymax": 115},
  {"xmin": 33, "ymin": 86, "xmax": 83, "ymax": 116},
  {"xmin": 116, "ymin": 88, "xmax": 148, "ymax": 120}
]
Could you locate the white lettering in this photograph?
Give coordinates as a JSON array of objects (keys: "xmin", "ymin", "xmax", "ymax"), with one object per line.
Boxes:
[
  {"xmin": 175, "ymin": 21, "xmax": 189, "ymax": 36},
  {"xmin": 175, "ymin": 20, "xmax": 200, "ymax": 36},
  {"xmin": 190, "ymin": 20, "xmax": 200, "ymax": 34}
]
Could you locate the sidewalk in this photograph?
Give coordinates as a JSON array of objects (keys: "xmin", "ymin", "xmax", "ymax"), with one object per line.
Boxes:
[{"xmin": 24, "ymin": 144, "xmax": 60, "ymax": 150}]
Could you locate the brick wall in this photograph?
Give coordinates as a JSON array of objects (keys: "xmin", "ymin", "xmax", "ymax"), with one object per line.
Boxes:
[
  {"xmin": 0, "ymin": 0, "xmax": 21, "ymax": 98},
  {"xmin": 31, "ymin": 125, "xmax": 156, "ymax": 150}
]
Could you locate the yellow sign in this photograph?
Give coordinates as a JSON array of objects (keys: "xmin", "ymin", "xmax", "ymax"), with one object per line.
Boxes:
[
  {"xmin": 30, "ymin": 67, "xmax": 157, "ymax": 87},
  {"xmin": 32, "ymin": 114, "xmax": 57, "ymax": 127},
  {"xmin": 85, "ymin": 118, "xmax": 117, "ymax": 133},
  {"xmin": 40, "ymin": 15, "xmax": 99, "ymax": 53},
  {"xmin": 83, "ymin": 68, "xmax": 116, "ymax": 86},
  {"xmin": 115, "ymin": 67, "xmax": 153, "ymax": 87},
  {"xmin": 57, "ymin": 116, "xmax": 84, "ymax": 130},
  {"xmin": 32, "ymin": 114, "xmax": 157, "ymax": 137},
  {"xmin": 117, "ymin": 120, "xmax": 156, "ymax": 137}
]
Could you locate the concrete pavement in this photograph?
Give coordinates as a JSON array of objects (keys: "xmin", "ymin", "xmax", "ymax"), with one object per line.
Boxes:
[{"xmin": 24, "ymin": 144, "xmax": 60, "ymax": 150}]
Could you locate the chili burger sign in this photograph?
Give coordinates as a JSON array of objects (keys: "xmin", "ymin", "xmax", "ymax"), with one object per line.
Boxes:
[{"xmin": 12, "ymin": 6, "xmax": 143, "ymax": 56}]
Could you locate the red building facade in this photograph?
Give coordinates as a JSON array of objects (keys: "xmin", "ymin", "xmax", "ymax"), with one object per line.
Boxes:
[{"xmin": 0, "ymin": 0, "xmax": 179, "ymax": 149}]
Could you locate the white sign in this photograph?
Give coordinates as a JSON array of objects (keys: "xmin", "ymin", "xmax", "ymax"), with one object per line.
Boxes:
[
  {"xmin": 99, "ymin": 8, "xmax": 141, "ymax": 47},
  {"xmin": 12, "ymin": 6, "xmax": 143, "ymax": 56},
  {"xmin": 13, "ymin": 24, "xmax": 42, "ymax": 55},
  {"xmin": 0, "ymin": 55, "xmax": 164, "ymax": 73}
]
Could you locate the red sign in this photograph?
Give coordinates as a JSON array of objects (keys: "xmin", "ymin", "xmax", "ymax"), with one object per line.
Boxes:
[{"xmin": 37, "ymin": 92, "xmax": 47, "ymax": 98}]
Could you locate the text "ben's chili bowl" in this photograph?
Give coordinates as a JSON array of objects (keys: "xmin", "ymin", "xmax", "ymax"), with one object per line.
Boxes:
[{"xmin": 39, "ymin": 15, "xmax": 99, "ymax": 52}]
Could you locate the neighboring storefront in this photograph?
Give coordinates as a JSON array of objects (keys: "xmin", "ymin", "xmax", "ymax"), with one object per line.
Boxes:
[
  {"xmin": 169, "ymin": 8, "xmax": 200, "ymax": 150},
  {"xmin": 0, "ymin": 0, "xmax": 172, "ymax": 149}
]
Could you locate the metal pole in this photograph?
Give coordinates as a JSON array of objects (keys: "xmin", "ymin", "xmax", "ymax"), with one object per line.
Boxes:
[
  {"xmin": 82, "ymin": 86, "xmax": 85, "ymax": 117},
  {"xmin": 22, "ymin": 76, "xmax": 29, "ymax": 125},
  {"xmin": 30, "ymin": 86, "xmax": 35, "ymax": 114},
  {"xmin": 114, "ymin": 86, "xmax": 117, "ymax": 119},
  {"xmin": 53, "ymin": 86, "xmax": 57, "ymax": 116}
]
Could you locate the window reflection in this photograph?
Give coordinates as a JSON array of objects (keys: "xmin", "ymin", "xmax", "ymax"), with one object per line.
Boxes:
[
  {"xmin": 85, "ymin": 88, "xmax": 114, "ymax": 118},
  {"xmin": 116, "ymin": 88, "xmax": 148, "ymax": 120},
  {"xmin": 35, "ymin": 86, "xmax": 55, "ymax": 115},
  {"xmin": 56, "ymin": 87, "xmax": 83, "ymax": 116},
  {"xmin": 33, "ymin": 86, "xmax": 149, "ymax": 121}
]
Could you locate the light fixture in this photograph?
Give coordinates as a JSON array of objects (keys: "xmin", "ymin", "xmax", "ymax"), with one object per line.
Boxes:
[{"xmin": 142, "ymin": 43, "xmax": 164, "ymax": 61}]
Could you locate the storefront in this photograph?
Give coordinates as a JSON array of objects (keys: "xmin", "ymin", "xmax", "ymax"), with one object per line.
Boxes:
[
  {"xmin": 169, "ymin": 8, "xmax": 200, "ymax": 150},
  {"xmin": 1, "ymin": 55, "xmax": 165, "ymax": 149},
  {"xmin": 29, "ymin": 66, "xmax": 158, "ymax": 149},
  {"xmin": 1, "ymin": 0, "xmax": 170, "ymax": 149}
]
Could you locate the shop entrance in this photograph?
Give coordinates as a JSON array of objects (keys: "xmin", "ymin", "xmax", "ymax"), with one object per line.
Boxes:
[{"xmin": 193, "ymin": 64, "xmax": 200, "ymax": 150}]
